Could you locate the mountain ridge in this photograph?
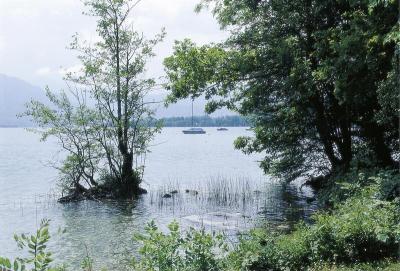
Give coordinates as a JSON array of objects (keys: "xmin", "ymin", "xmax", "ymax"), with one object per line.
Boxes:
[
  {"xmin": 0, "ymin": 73, "xmax": 48, "ymax": 127},
  {"xmin": 0, "ymin": 74, "xmax": 234, "ymax": 127}
]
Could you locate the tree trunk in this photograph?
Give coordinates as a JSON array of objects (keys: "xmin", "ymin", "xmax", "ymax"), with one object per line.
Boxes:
[
  {"xmin": 362, "ymin": 121, "xmax": 397, "ymax": 168},
  {"xmin": 120, "ymin": 153, "xmax": 141, "ymax": 197},
  {"xmin": 114, "ymin": 15, "xmax": 140, "ymax": 198},
  {"xmin": 310, "ymin": 96, "xmax": 342, "ymax": 168}
]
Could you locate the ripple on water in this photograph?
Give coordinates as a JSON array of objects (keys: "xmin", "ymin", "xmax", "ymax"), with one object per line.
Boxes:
[{"xmin": 0, "ymin": 128, "xmax": 319, "ymax": 270}]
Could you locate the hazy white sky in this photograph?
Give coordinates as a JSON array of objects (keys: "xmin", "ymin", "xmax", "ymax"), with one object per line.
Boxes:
[{"xmin": 0, "ymin": 0, "xmax": 225, "ymax": 91}]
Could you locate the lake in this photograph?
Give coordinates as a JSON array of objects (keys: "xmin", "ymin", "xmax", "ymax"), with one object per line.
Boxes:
[{"xmin": 0, "ymin": 127, "xmax": 317, "ymax": 269}]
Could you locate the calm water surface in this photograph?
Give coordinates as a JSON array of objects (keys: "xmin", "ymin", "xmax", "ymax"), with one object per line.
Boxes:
[{"xmin": 0, "ymin": 127, "xmax": 317, "ymax": 269}]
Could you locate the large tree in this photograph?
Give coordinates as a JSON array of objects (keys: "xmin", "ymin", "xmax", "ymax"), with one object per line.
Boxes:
[
  {"xmin": 25, "ymin": 0, "xmax": 164, "ymax": 199},
  {"xmin": 164, "ymin": 0, "xmax": 399, "ymax": 183}
]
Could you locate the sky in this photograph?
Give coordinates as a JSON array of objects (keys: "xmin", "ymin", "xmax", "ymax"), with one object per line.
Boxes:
[{"xmin": 0, "ymin": 0, "xmax": 229, "ymax": 116}]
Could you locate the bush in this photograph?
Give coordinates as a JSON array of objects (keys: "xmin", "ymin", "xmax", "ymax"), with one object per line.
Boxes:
[
  {"xmin": 132, "ymin": 221, "xmax": 228, "ymax": 271},
  {"xmin": 0, "ymin": 219, "xmax": 65, "ymax": 271},
  {"xmin": 227, "ymin": 173, "xmax": 400, "ymax": 270},
  {"xmin": 225, "ymin": 229, "xmax": 267, "ymax": 270},
  {"xmin": 308, "ymin": 193, "xmax": 400, "ymax": 263},
  {"xmin": 319, "ymin": 168, "xmax": 399, "ymax": 205},
  {"xmin": 309, "ymin": 261, "xmax": 400, "ymax": 271}
]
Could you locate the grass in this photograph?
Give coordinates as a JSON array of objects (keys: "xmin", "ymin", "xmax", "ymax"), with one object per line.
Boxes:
[{"xmin": 148, "ymin": 176, "xmax": 265, "ymax": 207}]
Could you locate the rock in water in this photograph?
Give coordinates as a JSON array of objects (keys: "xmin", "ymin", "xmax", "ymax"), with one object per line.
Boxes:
[{"xmin": 185, "ymin": 189, "xmax": 198, "ymax": 195}]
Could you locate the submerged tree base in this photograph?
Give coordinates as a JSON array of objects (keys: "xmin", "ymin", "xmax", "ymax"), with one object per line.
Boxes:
[{"xmin": 58, "ymin": 185, "xmax": 148, "ymax": 203}]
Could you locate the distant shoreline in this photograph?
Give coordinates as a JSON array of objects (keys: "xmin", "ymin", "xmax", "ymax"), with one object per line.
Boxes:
[{"xmin": 1, "ymin": 115, "xmax": 251, "ymax": 128}]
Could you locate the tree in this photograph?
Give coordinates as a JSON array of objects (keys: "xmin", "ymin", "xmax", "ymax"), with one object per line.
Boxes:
[
  {"xmin": 25, "ymin": 0, "xmax": 164, "ymax": 199},
  {"xmin": 164, "ymin": 0, "xmax": 399, "ymax": 184}
]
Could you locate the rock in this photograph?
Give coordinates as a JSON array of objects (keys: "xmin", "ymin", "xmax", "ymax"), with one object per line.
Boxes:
[
  {"xmin": 162, "ymin": 193, "xmax": 172, "ymax": 198},
  {"xmin": 185, "ymin": 189, "xmax": 198, "ymax": 195}
]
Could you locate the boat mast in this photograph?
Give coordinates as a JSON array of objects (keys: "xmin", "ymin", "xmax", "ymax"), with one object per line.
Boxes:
[{"xmin": 191, "ymin": 98, "xmax": 194, "ymax": 127}]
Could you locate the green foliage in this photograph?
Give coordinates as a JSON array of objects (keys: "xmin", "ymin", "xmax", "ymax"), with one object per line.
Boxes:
[
  {"xmin": 23, "ymin": 0, "xmax": 165, "ymax": 198},
  {"xmin": 0, "ymin": 221, "xmax": 101, "ymax": 271},
  {"xmin": 319, "ymin": 168, "xmax": 400, "ymax": 205},
  {"xmin": 80, "ymin": 245, "xmax": 94, "ymax": 271},
  {"xmin": 0, "ymin": 219, "xmax": 65, "ymax": 271},
  {"xmin": 164, "ymin": 0, "xmax": 399, "ymax": 182},
  {"xmin": 227, "ymin": 175, "xmax": 400, "ymax": 271},
  {"xmin": 225, "ymin": 229, "xmax": 270, "ymax": 271},
  {"xmin": 309, "ymin": 261, "xmax": 400, "ymax": 271},
  {"xmin": 308, "ymin": 195, "xmax": 399, "ymax": 263},
  {"xmin": 132, "ymin": 220, "xmax": 228, "ymax": 271}
]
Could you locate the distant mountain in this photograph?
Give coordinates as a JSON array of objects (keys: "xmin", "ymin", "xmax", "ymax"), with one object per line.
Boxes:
[
  {"xmin": 0, "ymin": 74, "xmax": 235, "ymax": 127},
  {"xmin": 0, "ymin": 74, "xmax": 47, "ymax": 127}
]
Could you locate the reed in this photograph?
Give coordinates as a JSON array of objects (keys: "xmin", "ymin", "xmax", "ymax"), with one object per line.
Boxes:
[{"xmin": 148, "ymin": 175, "xmax": 266, "ymax": 210}]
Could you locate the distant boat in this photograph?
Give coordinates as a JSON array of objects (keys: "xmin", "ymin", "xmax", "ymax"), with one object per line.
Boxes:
[
  {"xmin": 217, "ymin": 127, "xmax": 228, "ymax": 131},
  {"xmin": 246, "ymin": 128, "xmax": 253, "ymax": 131},
  {"xmin": 182, "ymin": 99, "xmax": 206, "ymax": 134},
  {"xmin": 182, "ymin": 127, "xmax": 206, "ymax": 134}
]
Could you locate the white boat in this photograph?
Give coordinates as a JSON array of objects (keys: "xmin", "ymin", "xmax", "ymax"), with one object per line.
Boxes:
[
  {"xmin": 182, "ymin": 99, "xmax": 206, "ymax": 134},
  {"xmin": 182, "ymin": 127, "xmax": 206, "ymax": 134}
]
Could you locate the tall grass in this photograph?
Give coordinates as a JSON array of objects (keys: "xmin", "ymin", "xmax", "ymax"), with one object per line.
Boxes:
[{"xmin": 147, "ymin": 176, "xmax": 265, "ymax": 208}]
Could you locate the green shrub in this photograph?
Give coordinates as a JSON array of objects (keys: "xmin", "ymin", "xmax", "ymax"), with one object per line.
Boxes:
[
  {"xmin": 132, "ymin": 220, "xmax": 228, "ymax": 271},
  {"xmin": 225, "ymin": 228, "xmax": 269, "ymax": 271},
  {"xmin": 319, "ymin": 168, "xmax": 399, "ymax": 205},
  {"xmin": 227, "ymin": 178, "xmax": 400, "ymax": 270},
  {"xmin": 0, "ymin": 219, "xmax": 65, "ymax": 271},
  {"xmin": 309, "ymin": 261, "xmax": 400, "ymax": 271},
  {"xmin": 0, "ymin": 220, "xmax": 96, "ymax": 271},
  {"xmin": 308, "ymin": 194, "xmax": 400, "ymax": 263}
]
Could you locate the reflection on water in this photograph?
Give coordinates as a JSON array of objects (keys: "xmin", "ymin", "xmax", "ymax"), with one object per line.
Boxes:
[
  {"xmin": 0, "ymin": 128, "xmax": 318, "ymax": 270},
  {"xmin": 1, "ymin": 181, "xmax": 317, "ymax": 270}
]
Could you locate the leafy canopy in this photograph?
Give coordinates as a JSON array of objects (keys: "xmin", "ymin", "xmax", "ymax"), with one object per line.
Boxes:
[{"xmin": 164, "ymin": 0, "xmax": 399, "ymax": 182}]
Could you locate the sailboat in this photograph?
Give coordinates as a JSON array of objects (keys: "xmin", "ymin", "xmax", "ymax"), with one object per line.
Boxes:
[{"xmin": 182, "ymin": 99, "xmax": 206, "ymax": 134}]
